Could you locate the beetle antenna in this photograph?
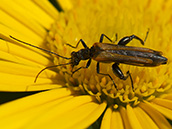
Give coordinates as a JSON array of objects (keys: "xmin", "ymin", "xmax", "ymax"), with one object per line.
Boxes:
[
  {"xmin": 34, "ymin": 63, "xmax": 71, "ymax": 83},
  {"xmin": 9, "ymin": 35, "xmax": 71, "ymax": 60}
]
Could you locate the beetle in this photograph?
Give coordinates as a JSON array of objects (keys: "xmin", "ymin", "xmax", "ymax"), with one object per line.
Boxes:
[{"xmin": 10, "ymin": 31, "xmax": 167, "ymax": 90}]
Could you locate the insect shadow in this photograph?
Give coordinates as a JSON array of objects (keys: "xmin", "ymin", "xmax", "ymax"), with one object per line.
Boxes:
[{"xmin": 10, "ymin": 30, "xmax": 167, "ymax": 91}]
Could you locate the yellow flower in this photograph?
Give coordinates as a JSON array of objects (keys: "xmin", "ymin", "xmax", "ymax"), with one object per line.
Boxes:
[{"xmin": 0, "ymin": 0, "xmax": 172, "ymax": 129}]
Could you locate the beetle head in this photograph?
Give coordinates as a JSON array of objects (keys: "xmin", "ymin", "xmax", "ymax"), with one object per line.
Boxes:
[{"xmin": 70, "ymin": 52, "xmax": 80, "ymax": 67}]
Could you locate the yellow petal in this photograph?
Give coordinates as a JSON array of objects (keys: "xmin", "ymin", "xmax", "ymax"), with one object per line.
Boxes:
[
  {"xmin": 0, "ymin": 71, "xmax": 62, "ymax": 91},
  {"xmin": 152, "ymin": 98, "xmax": 172, "ymax": 110},
  {"xmin": 0, "ymin": 60, "xmax": 43, "ymax": 76},
  {"xmin": 163, "ymin": 94, "xmax": 172, "ymax": 100},
  {"xmin": 0, "ymin": 88, "xmax": 72, "ymax": 118},
  {"xmin": 32, "ymin": 0, "xmax": 59, "ymax": 19},
  {"xmin": 71, "ymin": 101, "xmax": 107, "ymax": 129},
  {"xmin": 14, "ymin": 0, "xmax": 54, "ymax": 29},
  {"xmin": 0, "ymin": 25, "xmax": 43, "ymax": 47},
  {"xmin": 0, "ymin": 46, "xmax": 64, "ymax": 91},
  {"xmin": 145, "ymin": 101, "xmax": 172, "ymax": 120},
  {"xmin": 0, "ymin": 40, "xmax": 52, "ymax": 68},
  {"xmin": 111, "ymin": 109, "xmax": 124, "ymax": 129},
  {"xmin": 0, "ymin": 95, "xmax": 97, "ymax": 129},
  {"xmin": 133, "ymin": 107, "xmax": 159, "ymax": 129},
  {"xmin": 0, "ymin": 39, "xmax": 51, "ymax": 65},
  {"xmin": 119, "ymin": 106, "xmax": 132, "ymax": 129},
  {"xmin": 0, "ymin": 95, "xmax": 73, "ymax": 129},
  {"xmin": 0, "ymin": 10, "xmax": 42, "ymax": 42},
  {"xmin": 139, "ymin": 102, "xmax": 171, "ymax": 128},
  {"xmin": 24, "ymin": 95, "xmax": 99, "ymax": 129},
  {"xmin": 0, "ymin": 1, "xmax": 46, "ymax": 37},
  {"xmin": 100, "ymin": 107, "xmax": 112, "ymax": 129},
  {"xmin": 0, "ymin": 47, "xmax": 47, "ymax": 67},
  {"xmin": 126, "ymin": 105, "xmax": 143, "ymax": 129}
]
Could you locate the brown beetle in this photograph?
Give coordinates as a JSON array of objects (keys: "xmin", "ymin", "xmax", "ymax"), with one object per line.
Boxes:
[{"xmin": 10, "ymin": 31, "xmax": 167, "ymax": 90}]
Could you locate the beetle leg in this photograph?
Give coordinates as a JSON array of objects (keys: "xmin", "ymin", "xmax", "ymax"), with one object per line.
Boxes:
[
  {"xmin": 66, "ymin": 39, "xmax": 89, "ymax": 49},
  {"xmin": 118, "ymin": 35, "xmax": 144, "ymax": 46},
  {"xmin": 96, "ymin": 62, "xmax": 117, "ymax": 89},
  {"xmin": 112, "ymin": 63, "xmax": 134, "ymax": 90},
  {"xmin": 99, "ymin": 33, "xmax": 118, "ymax": 43},
  {"xmin": 99, "ymin": 34, "xmax": 112, "ymax": 43},
  {"xmin": 118, "ymin": 30, "xmax": 149, "ymax": 46},
  {"xmin": 71, "ymin": 59, "xmax": 91, "ymax": 76}
]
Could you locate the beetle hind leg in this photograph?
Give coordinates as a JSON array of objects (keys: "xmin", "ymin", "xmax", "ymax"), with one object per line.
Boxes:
[
  {"xmin": 112, "ymin": 63, "xmax": 134, "ymax": 90},
  {"xmin": 117, "ymin": 30, "xmax": 149, "ymax": 46}
]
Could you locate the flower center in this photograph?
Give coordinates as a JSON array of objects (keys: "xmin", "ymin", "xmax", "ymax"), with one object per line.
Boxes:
[
  {"xmin": 44, "ymin": 0, "xmax": 171, "ymax": 107},
  {"xmin": 45, "ymin": 22, "xmax": 170, "ymax": 108}
]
